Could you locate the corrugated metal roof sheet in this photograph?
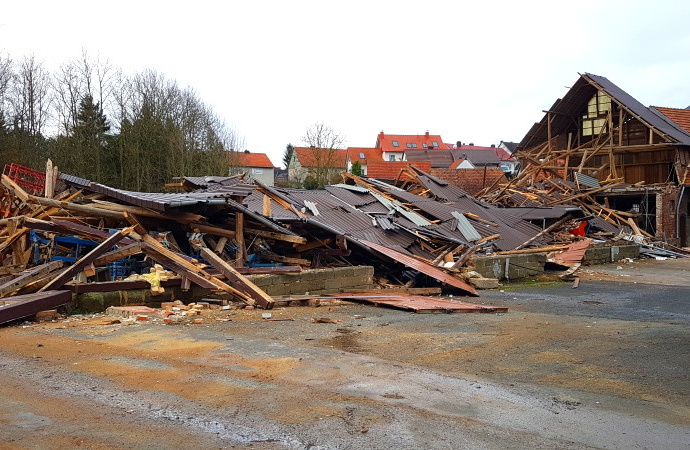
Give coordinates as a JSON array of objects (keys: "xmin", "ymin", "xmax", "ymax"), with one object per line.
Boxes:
[{"xmin": 451, "ymin": 211, "xmax": 482, "ymax": 242}]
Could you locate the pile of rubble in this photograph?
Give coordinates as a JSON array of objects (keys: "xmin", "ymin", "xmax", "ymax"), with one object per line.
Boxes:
[{"xmin": 2, "ymin": 160, "xmax": 684, "ymax": 325}]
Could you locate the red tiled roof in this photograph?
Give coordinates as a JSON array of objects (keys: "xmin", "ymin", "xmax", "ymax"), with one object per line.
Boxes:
[
  {"xmin": 367, "ymin": 161, "xmax": 432, "ymax": 180},
  {"xmin": 347, "ymin": 147, "xmax": 384, "ymax": 164},
  {"xmin": 654, "ymin": 106, "xmax": 690, "ymax": 134},
  {"xmin": 430, "ymin": 168, "xmax": 508, "ymax": 197},
  {"xmin": 375, "ymin": 131, "xmax": 451, "ymax": 152},
  {"xmin": 293, "ymin": 147, "xmax": 348, "ymax": 168},
  {"xmin": 232, "ymin": 152, "xmax": 275, "ymax": 168}
]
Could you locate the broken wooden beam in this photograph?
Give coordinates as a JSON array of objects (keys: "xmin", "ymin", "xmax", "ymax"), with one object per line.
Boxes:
[
  {"xmin": 38, "ymin": 227, "xmax": 134, "ymax": 292},
  {"xmin": 0, "ymin": 290, "xmax": 72, "ymax": 325},
  {"xmin": 0, "ymin": 260, "xmax": 64, "ymax": 298},
  {"xmin": 199, "ymin": 247, "xmax": 273, "ymax": 309}
]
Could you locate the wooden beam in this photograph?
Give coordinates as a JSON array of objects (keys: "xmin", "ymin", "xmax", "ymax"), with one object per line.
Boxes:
[
  {"xmin": 124, "ymin": 213, "xmax": 261, "ymax": 306},
  {"xmin": 92, "ymin": 243, "xmax": 145, "ymax": 266},
  {"xmin": 38, "ymin": 227, "xmax": 134, "ymax": 292},
  {"xmin": 27, "ymin": 195, "xmax": 125, "ymax": 220},
  {"xmin": 264, "ymin": 253, "xmax": 311, "ymax": 266},
  {"xmin": 262, "ymin": 194, "xmax": 272, "ymax": 216},
  {"xmin": 235, "ymin": 212, "xmax": 245, "ymax": 268},
  {"xmin": 199, "ymin": 248, "xmax": 273, "ymax": 308},
  {"xmin": 0, "ymin": 260, "xmax": 64, "ymax": 298},
  {"xmin": 296, "ymin": 237, "xmax": 334, "ymax": 252}
]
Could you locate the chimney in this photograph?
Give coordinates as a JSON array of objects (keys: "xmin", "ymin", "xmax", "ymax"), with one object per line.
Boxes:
[
  {"xmin": 425, "ymin": 131, "xmax": 429, "ymax": 138},
  {"xmin": 244, "ymin": 149, "xmax": 250, "ymax": 153},
  {"xmin": 456, "ymin": 141, "xmax": 462, "ymax": 148}
]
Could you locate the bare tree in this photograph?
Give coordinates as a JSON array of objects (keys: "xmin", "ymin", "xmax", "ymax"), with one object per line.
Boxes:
[
  {"xmin": 9, "ymin": 55, "xmax": 51, "ymax": 136},
  {"xmin": 301, "ymin": 122, "xmax": 346, "ymax": 188},
  {"xmin": 52, "ymin": 50, "xmax": 117, "ymax": 136}
]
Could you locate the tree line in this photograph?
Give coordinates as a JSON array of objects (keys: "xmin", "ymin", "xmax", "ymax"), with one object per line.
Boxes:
[{"xmin": 0, "ymin": 52, "xmax": 243, "ymax": 192}]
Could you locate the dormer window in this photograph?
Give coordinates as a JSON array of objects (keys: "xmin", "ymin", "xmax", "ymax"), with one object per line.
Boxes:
[
  {"xmin": 406, "ymin": 143, "xmax": 412, "ymax": 148},
  {"xmin": 411, "ymin": 143, "xmax": 417, "ymax": 148},
  {"xmin": 432, "ymin": 141, "xmax": 438, "ymax": 147},
  {"xmin": 392, "ymin": 141, "xmax": 399, "ymax": 147},
  {"xmin": 359, "ymin": 152, "xmax": 365, "ymax": 159},
  {"xmin": 423, "ymin": 143, "xmax": 428, "ymax": 148}
]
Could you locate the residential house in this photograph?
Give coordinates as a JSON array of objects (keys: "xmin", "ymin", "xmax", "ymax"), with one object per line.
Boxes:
[
  {"xmin": 515, "ymin": 72, "xmax": 690, "ymax": 244},
  {"xmin": 498, "ymin": 140, "xmax": 518, "ymax": 155},
  {"xmin": 450, "ymin": 145, "xmax": 517, "ymax": 175},
  {"xmin": 228, "ymin": 151, "xmax": 275, "ymax": 186},
  {"xmin": 375, "ymin": 131, "xmax": 451, "ymax": 162},
  {"xmin": 346, "ymin": 147, "xmax": 383, "ymax": 176},
  {"xmin": 288, "ymin": 146, "xmax": 348, "ymax": 186}
]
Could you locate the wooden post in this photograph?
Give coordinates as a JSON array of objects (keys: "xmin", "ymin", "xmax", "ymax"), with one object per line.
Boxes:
[
  {"xmin": 235, "ymin": 212, "xmax": 245, "ymax": 268},
  {"xmin": 262, "ymin": 194, "xmax": 272, "ymax": 217}
]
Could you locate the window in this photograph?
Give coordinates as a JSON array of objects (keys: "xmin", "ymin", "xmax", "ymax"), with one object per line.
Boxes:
[
  {"xmin": 392, "ymin": 141, "xmax": 399, "ymax": 147},
  {"xmin": 411, "ymin": 143, "xmax": 418, "ymax": 148},
  {"xmin": 389, "ymin": 155, "xmax": 396, "ymax": 161},
  {"xmin": 406, "ymin": 143, "xmax": 412, "ymax": 148},
  {"xmin": 432, "ymin": 141, "xmax": 438, "ymax": 147},
  {"xmin": 252, "ymin": 168, "xmax": 263, "ymax": 174},
  {"xmin": 582, "ymin": 92, "xmax": 612, "ymax": 136},
  {"xmin": 423, "ymin": 143, "xmax": 428, "ymax": 148},
  {"xmin": 359, "ymin": 152, "xmax": 365, "ymax": 159}
]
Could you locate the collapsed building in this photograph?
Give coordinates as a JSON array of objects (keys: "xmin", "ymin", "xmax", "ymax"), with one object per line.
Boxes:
[{"xmin": 495, "ymin": 72, "xmax": 690, "ymax": 245}]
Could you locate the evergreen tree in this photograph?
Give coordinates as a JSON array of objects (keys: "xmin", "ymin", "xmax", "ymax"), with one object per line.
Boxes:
[
  {"xmin": 351, "ymin": 160, "xmax": 362, "ymax": 176},
  {"xmin": 282, "ymin": 143, "xmax": 294, "ymax": 169},
  {"xmin": 73, "ymin": 94, "xmax": 111, "ymax": 181}
]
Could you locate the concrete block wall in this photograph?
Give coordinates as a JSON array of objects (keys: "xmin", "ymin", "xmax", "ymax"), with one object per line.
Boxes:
[
  {"xmin": 470, "ymin": 254, "xmax": 546, "ymax": 281},
  {"xmin": 582, "ymin": 244, "xmax": 640, "ymax": 265},
  {"xmin": 247, "ymin": 266, "xmax": 374, "ymax": 296}
]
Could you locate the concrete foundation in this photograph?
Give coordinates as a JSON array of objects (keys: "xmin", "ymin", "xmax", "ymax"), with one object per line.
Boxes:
[{"xmin": 72, "ymin": 266, "xmax": 375, "ymax": 313}]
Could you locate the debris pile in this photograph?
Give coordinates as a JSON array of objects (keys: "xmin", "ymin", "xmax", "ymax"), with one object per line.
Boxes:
[{"xmin": 3, "ymin": 159, "xmax": 684, "ymax": 325}]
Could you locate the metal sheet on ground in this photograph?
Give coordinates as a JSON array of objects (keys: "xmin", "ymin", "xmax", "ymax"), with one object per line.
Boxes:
[
  {"xmin": 359, "ymin": 239, "xmax": 478, "ymax": 296},
  {"xmin": 335, "ymin": 294, "xmax": 507, "ymax": 313}
]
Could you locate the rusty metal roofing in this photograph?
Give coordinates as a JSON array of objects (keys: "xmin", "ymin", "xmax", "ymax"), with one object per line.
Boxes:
[
  {"xmin": 359, "ymin": 239, "xmax": 477, "ymax": 296},
  {"xmin": 59, "ymin": 173, "xmax": 254, "ymax": 211}
]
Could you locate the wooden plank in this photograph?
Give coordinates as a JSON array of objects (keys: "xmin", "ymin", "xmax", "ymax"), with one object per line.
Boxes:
[
  {"xmin": 264, "ymin": 253, "xmax": 311, "ymax": 266},
  {"xmin": 296, "ymin": 237, "xmax": 333, "ymax": 252},
  {"xmin": 0, "ymin": 290, "xmax": 72, "ymax": 325},
  {"xmin": 340, "ymin": 287, "xmax": 442, "ymax": 295},
  {"xmin": 27, "ymin": 195, "xmax": 125, "ymax": 219},
  {"xmin": 199, "ymin": 248, "xmax": 273, "ymax": 308},
  {"xmin": 1, "ymin": 174, "xmax": 30, "ymax": 203},
  {"xmin": 0, "ymin": 260, "xmax": 64, "ymax": 298},
  {"xmin": 91, "ymin": 243, "xmax": 145, "ymax": 266},
  {"xmin": 262, "ymin": 194, "xmax": 272, "ymax": 216},
  {"xmin": 38, "ymin": 227, "xmax": 134, "ymax": 292}
]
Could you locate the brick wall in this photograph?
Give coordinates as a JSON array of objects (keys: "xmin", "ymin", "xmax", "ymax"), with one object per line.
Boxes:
[{"xmin": 657, "ymin": 186, "xmax": 682, "ymax": 243}]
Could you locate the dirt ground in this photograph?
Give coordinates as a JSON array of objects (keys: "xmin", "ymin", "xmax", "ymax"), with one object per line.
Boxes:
[{"xmin": 1, "ymin": 258, "xmax": 689, "ymax": 449}]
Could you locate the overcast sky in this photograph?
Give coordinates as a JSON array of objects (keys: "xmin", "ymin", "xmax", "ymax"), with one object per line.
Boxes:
[{"xmin": 3, "ymin": 0, "xmax": 690, "ymax": 168}]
